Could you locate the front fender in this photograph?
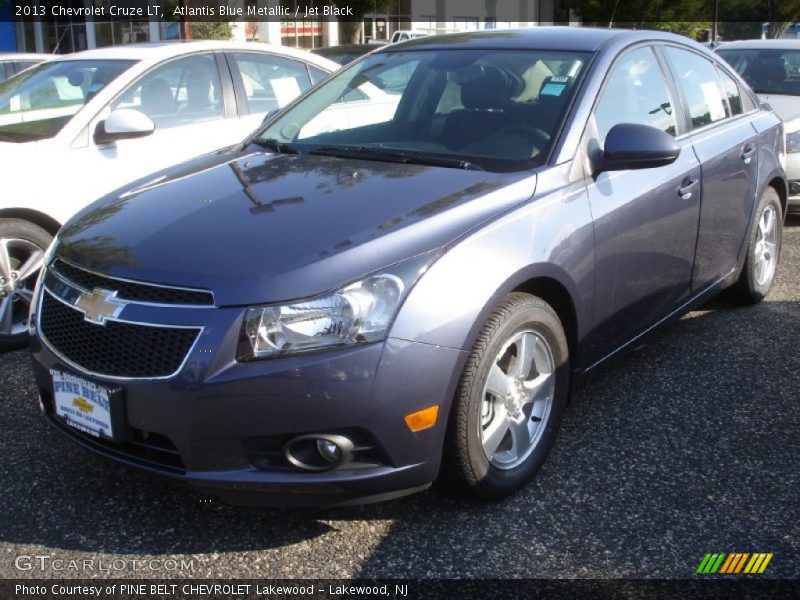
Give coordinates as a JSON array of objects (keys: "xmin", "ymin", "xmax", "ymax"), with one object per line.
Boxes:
[{"xmin": 390, "ymin": 167, "xmax": 595, "ymax": 364}]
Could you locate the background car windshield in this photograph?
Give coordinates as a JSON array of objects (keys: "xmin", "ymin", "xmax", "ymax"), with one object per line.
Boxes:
[
  {"xmin": 0, "ymin": 59, "xmax": 135, "ymax": 142},
  {"xmin": 718, "ymin": 48, "xmax": 800, "ymax": 95},
  {"xmin": 258, "ymin": 49, "xmax": 589, "ymax": 171}
]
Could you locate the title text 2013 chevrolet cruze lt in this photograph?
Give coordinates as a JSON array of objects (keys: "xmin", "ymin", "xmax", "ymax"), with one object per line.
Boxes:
[{"xmin": 29, "ymin": 29, "xmax": 786, "ymax": 506}]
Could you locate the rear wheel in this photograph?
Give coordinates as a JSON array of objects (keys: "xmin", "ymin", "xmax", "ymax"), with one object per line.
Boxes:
[
  {"xmin": 733, "ymin": 187, "xmax": 782, "ymax": 304},
  {"xmin": 443, "ymin": 292, "xmax": 569, "ymax": 500},
  {"xmin": 0, "ymin": 219, "xmax": 52, "ymax": 351}
]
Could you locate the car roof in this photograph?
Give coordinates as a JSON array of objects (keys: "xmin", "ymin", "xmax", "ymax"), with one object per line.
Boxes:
[
  {"xmin": 313, "ymin": 44, "xmax": 374, "ymax": 53},
  {"xmin": 0, "ymin": 53, "xmax": 50, "ymax": 61},
  {"xmin": 717, "ymin": 39, "xmax": 800, "ymax": 50},
  {"xmin": 48, "ymin": 40, "xmax": 332, "ymax": 67},
  {"xmin": 379, "ymin": 26, "xmax": 694, "ymax": 53}
]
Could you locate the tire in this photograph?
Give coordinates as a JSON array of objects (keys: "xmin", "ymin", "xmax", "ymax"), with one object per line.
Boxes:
[
  {"xmin": 0, "ymin": 218, "xmax": 53, "ymax": 351},
  {"xmin": 733, "ymin": 187, "xmax": 783, "ymax": 304},
  {"xmin": 443, "ymin": 292, "xmax": 569, "ymax": 500}
]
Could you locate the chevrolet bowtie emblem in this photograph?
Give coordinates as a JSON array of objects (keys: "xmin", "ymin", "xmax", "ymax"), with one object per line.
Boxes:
[
  {"xmin": 73, "ymin": 288, "xmax": 126, "ymax": 325},
  {"xmin": 72, "ymin": 397, "xmax": 94, "ymax": 413}
]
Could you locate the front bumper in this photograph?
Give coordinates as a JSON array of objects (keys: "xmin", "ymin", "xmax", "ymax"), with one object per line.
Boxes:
[{"xmin": 30, "ymin": 324, "xmax": 466, "ymax": 506}]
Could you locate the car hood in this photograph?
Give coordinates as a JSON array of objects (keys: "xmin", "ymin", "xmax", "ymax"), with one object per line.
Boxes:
[
  {"xmin": 57, "ymin": 148, "xmax": 537, "ymax": 306},
  {"xmin": 757, "ymin": 93, "xmax": 800, "ymax": 125}
]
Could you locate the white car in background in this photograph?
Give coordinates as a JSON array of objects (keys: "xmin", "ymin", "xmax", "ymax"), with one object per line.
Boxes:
[
  {"xmin": 717, "ymin": 39, "xmax": 800, "ymax": 211},
  {"xmin": 0, "ymin": 53, "xmax": 49, "ymax": 83},
  {"xmin": 0, "ymin": 41, "xmax": 338, "ymax": 349}
]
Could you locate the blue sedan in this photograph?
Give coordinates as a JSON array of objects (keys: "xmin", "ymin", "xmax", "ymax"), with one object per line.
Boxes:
[{"xmin": 29, "ymin": 27, "xmax": 786, "ymax": 506}]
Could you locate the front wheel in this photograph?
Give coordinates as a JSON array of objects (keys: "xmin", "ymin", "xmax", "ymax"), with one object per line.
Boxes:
[
  {"xmin": 733, "ymin": 187, "xmax": 783, "ymax": 304},
  {"xmin": 443, "ymin": 292, "xmax": 569, "ymax": 500},
  {"xmin": 0, "ymin": 219, "xmax": 52, "ymax": 351}
]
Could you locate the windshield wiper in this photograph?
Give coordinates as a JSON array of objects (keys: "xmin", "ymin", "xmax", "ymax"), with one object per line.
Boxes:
[
  {"xmin": 308, "ymin": 145, "xmax": 485, "ymax": 171},
  {"xmin": 250, "ymin": 138, "xmax": 300, "ymax": 154}
]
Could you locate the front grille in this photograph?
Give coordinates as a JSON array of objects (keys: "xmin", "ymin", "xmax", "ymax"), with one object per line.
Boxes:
[
  {"xmin": 52, "ymin": 259, "xmax": 214, "ymax": 306},
  {"xmin": 40, "ymin": 292, "xmax": 200, "ymax": 378},
  {"xmin": 41, "ymin": 390, "xmax": 185, "ymax": 472}
]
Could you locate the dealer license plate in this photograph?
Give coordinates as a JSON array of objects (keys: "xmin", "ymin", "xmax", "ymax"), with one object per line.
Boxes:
[{"xmin": 51, "ymin": 370, "xmax": 114, "ymax": 439}]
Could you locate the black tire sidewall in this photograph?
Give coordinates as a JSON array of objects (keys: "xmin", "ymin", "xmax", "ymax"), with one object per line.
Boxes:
[{"xmin": 452, "ymin": 294, "xmax": 569, "ymax": 499}]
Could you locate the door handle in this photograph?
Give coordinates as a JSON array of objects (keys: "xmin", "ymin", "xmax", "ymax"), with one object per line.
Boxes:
[
  {"xmin": 742, "ymin": 144, "xmax": 756, "ymax": 164},
  {"xmin": 678, "ymin": 178, "xmax": 699, "ymax": 200}
]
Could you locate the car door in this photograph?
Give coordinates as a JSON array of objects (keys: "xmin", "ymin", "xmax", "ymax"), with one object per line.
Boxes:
[
  {"xmin": 584, "ymin": 45, "xmax": 702, "ymax": 361},
  {"xmin": 661, "ymin": 46, "xmax": 760, "ymax": 292},
  {"xmin": 74, "ymin": 52, "xmax": 238, "ymax": 203},
  {"xmin": 225, "ymin": 51, "xmax": 314, "ymax": 135}
]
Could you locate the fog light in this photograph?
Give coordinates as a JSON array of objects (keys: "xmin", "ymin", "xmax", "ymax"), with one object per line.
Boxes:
[
  {"xmin": 316, "ymin": 439, "xmax": 342, "ymax": 463},
  {"xmin": 284, "ymin": 434, "xmax": 355, "ymax": 471}
]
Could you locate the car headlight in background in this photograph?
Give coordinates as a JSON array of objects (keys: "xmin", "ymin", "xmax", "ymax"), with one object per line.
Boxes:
[
  {"xmin": 238, "ymin": 253, "xmax": 436, "ymax": 360},
  {"xmin": 786, "ymin": 130, "xmax": 800, "ymax": 154}
]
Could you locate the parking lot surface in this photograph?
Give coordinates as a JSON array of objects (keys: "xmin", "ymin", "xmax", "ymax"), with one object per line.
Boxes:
[{"xmin": 1, "ymin": 217, "xmax": 798, "ymax": 579}]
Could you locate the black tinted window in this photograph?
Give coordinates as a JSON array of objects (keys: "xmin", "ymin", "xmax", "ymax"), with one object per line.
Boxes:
[
  {"xmin": 666, "ymin": 46, "xmax": 730, "ymax": 129},
  {"xmin": 595, "ymin": 46, "xmax": 677, "ymax": 142},
  {"xmin": 718, "ymin": 48, "xmax": 800, "ymax": 96}
]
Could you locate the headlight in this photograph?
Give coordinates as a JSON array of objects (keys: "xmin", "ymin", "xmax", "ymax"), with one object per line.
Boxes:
[
  {"xmin": 237, "ymin": 254, "xmax": 435, "ymax": 360},
  {"xmin": 786, "ymin": 130, "xmax": 800, "ymax": 153}
]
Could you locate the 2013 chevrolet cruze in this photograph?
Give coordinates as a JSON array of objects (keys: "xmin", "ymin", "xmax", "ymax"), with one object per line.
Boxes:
[{"xmin": 29, "ymin": 28, "xmax": 786, "ymax": 506}]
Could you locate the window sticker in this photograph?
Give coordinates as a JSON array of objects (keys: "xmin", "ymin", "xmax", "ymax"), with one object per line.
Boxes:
[
  {"xmin": 541, "ymin": 83, "xmax": 566, "ymax": 96},
  {"xmin": 700, "ymin": 81, "xmax": 726, "ymax": 121}
]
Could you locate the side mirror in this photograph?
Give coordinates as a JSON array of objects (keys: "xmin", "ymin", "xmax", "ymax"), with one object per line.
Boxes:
[
  {"xmin": 94, "ymin": 108, "xmax": 155, "ymax": 145},
  {"xmin": 599, "ymin": 123, "xmax": 680, "ymax": 173}
]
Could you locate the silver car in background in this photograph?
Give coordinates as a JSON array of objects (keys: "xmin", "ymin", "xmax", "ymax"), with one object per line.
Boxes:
[{"xmin": 718, "ymin": 39, "xmax": 800, "ymax": 210}]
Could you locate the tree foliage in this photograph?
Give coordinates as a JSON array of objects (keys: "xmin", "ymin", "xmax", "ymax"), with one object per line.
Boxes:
[
  {"xmin": 563, "ymin": 0, "xmax": 800, "ymax": 40},
  {"xmin": 189, "ymin": 21, "xmax": 234, "ymax": 40}
]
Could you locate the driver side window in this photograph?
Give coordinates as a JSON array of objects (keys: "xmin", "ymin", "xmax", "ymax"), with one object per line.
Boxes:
[
  {"xmin": 594, "ymin": 46, "xmax": 677, "ymax": 144},
  {"xmin": 112, "ymin": 54, "xmax": 223, "ymax": 129}
]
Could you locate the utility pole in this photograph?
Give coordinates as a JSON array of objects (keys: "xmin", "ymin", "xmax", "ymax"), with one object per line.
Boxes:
[{"xmin": 711, "ymin": 0, "xmax": 719, "ymax": 43}]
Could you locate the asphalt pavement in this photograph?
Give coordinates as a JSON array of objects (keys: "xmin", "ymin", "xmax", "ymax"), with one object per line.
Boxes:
[{"xmin": 1, "ymin": 217, "xmax": 798, "ymax": 580}]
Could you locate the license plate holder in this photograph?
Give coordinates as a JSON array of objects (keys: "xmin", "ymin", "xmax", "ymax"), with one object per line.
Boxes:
[{"xmin": 50, "ymin": 369, "xmax": 126, "ymax": 442}]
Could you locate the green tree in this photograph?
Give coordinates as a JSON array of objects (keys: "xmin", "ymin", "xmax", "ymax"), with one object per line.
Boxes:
[
  {"xmin": 715, "ymin": 0, "xmax": 800, "ymax": 38},
  {"xmin": 563, "ymin": 0, "xmax": 800, "ymax": 40},
  {"xmin": 190, "ymin": 21, "xmax": 234, "ymax": 40}
]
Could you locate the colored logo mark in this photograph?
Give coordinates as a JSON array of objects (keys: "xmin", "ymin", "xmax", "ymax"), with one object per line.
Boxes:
[
  {"xmin": 72, "ymin": 397, "xmax": 94, "ymax": 414},
  {"xmin": 696, "ymin": 552, "xmax": 773, "ymax": 574}
]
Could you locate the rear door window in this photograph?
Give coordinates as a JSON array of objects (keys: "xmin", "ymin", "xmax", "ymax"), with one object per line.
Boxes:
[
  {"xmin": 229, "ymin": 52, "xmax": 312, "ymax": 114},
  {"xmin": 716, "ymin": 67, "xmax": 744, "ymax": 116},
  {"xmin": 665, "ymin": 46, "xmax": 730, "ymax": 129}
]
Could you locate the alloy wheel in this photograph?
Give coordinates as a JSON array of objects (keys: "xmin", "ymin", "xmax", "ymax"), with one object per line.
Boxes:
[
  {"xmin": 479, "ymin": 329, "xmax": 555, "ymax": 470},
  {"xmin": 0, "ymin": 237, "xmax": 45, "ymax": 337},
  {"xmin": 753, "ymin": 205, "xmax": 778, "ymax": 287}
]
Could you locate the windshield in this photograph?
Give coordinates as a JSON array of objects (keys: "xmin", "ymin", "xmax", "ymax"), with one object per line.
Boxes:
[
  {"xmin": 256, "ymin": 49, "xmax": 590, "ymax": 172},
  {"xmin": 718, "ymin": 48, "xmax": 800, "ymax": 95},
  {"xmin": 0, "ymin": 59, "xmax": 136, "ymax": 142}
]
